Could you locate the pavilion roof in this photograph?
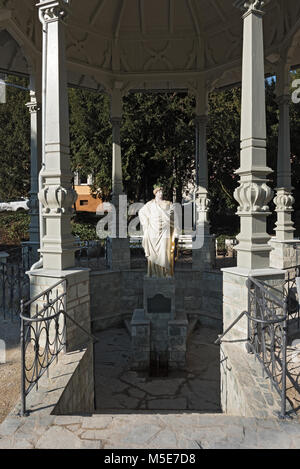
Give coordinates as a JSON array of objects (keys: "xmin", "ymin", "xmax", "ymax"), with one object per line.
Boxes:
[{"xmin": 0, "ymin": 0, "xmax": 300, "ymax": 92}]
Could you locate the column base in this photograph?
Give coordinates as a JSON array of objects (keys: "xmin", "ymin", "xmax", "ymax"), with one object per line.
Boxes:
[
  {"xmin": 269, "ymin": 238, "xmax": 300, "ymax": 270},
  {"xmin": 222, "ymin": 267, "xmax": 285, "ymax": 348},
  {"xmin": 106, "ymin": 237, "xmax": 130, "ymax": 271},
  {"xmin": 28, "ymin": 268, "xmax": 91, "ymax": 353},
  {"xmin": 192, "ymin": 234, "xmax": 216, "ymax": 271}
]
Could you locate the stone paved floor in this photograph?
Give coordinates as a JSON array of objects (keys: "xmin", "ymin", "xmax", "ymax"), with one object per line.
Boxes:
[
  {"xmin": 0, "ymin": 320, "xmax": 300, "ymax": 450},
  {"xmin": 1, "ymin": 323, "xmax": 300, "ymax": 449},
  {"xmin": 1, "ymin": 411, "xmax": 300, "ymax": 449},
  {"xmin": 94, "ymin": 326, "xmax": 221, "ymax": 413}
]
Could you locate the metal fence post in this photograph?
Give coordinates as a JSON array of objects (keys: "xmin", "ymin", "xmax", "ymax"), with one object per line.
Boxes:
[
  {"xmin": 280, "ymin": 299, "xmax": 288, "ymax": 419},
  {"xmin": 20, "ymin": 299, "xmax": 27, "ymax": 417}
]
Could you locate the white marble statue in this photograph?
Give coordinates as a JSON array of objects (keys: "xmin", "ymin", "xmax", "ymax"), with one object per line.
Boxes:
[{"xmin": 139, "ymin": 186, "xmax": 178, "ymax": 278}]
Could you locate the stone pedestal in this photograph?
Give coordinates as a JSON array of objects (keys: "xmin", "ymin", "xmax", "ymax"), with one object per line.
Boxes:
[
  {"xmin": 106, "ymin": 237, "xmax": 130, "ymax": 271},
  {"xmin": 222, "ymin": 267, "xmax": 285, "ymax": 348},
  {"xmin": 29, "ymin": 268, "xmax": 91, "ymax": 353},
  {"xmin": 269, "ymin": 239, "xmax": 300, "ymax": 271},
  {"xmin": 193, "ymin": 234, "xmax": 216, "ymax": 271},
  {"xmin": 131, "ymin": 276, "xmax": 188, "ymax": 371}
]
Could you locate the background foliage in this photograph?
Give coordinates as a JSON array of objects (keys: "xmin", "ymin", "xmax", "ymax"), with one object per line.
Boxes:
[{"xmin": 1, "ymin": 72, "xmax": 300, "ymax": 244}]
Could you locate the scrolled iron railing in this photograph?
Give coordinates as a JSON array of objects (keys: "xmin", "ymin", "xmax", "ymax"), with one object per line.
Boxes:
[
  {"xmin": 247, "ymin": 276, "xmax": 288, "ymax": 418},
  {"xmin": 216, "ymin": 275, "xmax": 288, "ymax": 418},
  {"xmin": 284, "ymin": 266, "xmax": 300, "ymax": 328},
  {"xmin": 0, "ymin": 262, "xmax": 30, "ymax": 321},
  {"xmin": 20, "ymin": 278, "xmax": 98, "ymax": 416}
]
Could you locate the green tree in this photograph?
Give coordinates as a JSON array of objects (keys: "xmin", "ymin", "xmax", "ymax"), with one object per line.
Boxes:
[
  {"xmin": 0, "ymin": 75, "xmax": 30, "ymax": 200},
  {"xmin": 122, "ymin": 92, "xmax": 195, "ymax": 203},
  {"xmin": 69, "ymin": 87, "xmax": 112, "ymax": 199}
]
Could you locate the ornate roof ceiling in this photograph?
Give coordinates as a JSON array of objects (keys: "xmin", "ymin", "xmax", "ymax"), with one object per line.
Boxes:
[{"xmin": 0, "ymin": 0, "xmax": 300, "ymax": 93}]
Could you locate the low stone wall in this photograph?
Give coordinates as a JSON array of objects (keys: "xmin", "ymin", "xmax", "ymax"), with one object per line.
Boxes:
[
  {"xmin": 15, "ymin": 345, "xmax": 95, "ymax": 418},
  {"xmin": 90, "ymin": 269, "xmax": 223, "ymax": 331},
  {"xmin": 222, "ymin": 269, "xmax": 285, "ymax": 344},
  {"xmin": 220, "ymin": 342, "xmax": 287, "ymax": 419},
  {"xmin": 29, "ymin": 268, "xmax": 91, "ymax": 353},
  {"xmin": 54, "ymin": 345, "xmax": 95, "ymax": 415},
  {"xmin": 90, "ymin": 271, "xmax": 122, "ymax": 330}
]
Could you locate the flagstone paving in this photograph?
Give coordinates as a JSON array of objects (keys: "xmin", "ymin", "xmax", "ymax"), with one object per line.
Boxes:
[
  {"xmin": 1, "ymin": 323, "xmax": 300, "ymax": 449},
  {"xmin": 94, "ymin": 326, "xmax": 221, "ymax": 413},
  {"xmin": 1, "ymin": 411, "xmax": 300, "ymax": 449}
]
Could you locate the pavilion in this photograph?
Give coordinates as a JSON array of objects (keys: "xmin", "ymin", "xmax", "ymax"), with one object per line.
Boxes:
[{"xmin": 0, "ymin": 0, "xmax": 300, "ymax": 414}]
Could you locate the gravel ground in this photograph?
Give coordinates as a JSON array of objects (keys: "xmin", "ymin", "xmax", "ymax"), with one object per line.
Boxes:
[{"xmin": 0, "ymin": 319, "xmax": 21, "ymax": 424}]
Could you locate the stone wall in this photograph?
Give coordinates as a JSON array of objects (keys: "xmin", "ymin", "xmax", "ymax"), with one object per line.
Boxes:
[
  {"xmin": 222, "ymin": 269, "xmax": 285, "ymax": 345},
  {"xmin": 90, "ymin": 271, "xmax": 122, "ymax": 330},
  {"xmin": 11, "ymin": 345, "xmax": 95, "ymax": 418},
  {"xmin": 269, "ymin": 240, "xmax": 300, "ymax": 270},
  {"xmin": 90, "ymin": 269, "xmax": 223, "ymax": 331},
  {"xmin": 29, "ymin": 268, "xmax": 91, "ymax": 353},
  {"xmin": 220, "ymin": 342, "xmax": 284, "ymax": 419},
  {"xmin": 54, "ymin": 344, "xmax": 95, "ymax": 416}
]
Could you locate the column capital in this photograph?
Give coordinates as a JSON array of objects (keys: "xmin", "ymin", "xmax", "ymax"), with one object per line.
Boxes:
[
  {"xmin": 274, "ymin": 188, "xmax": 295, "ymax": 213},
  {"xmin": 26, "ymin": 97, "xmax": 40, "ymax": 114},
  {"xmin": 36, "ymin": 0, "xmax": 70, "ymax": 23}
]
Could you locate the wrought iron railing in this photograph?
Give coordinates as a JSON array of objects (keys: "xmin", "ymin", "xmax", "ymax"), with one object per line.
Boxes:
[
  {"xmin": 75, "ymin": 240, "xmax": 106, "ymax": 271},
  {"xmin": 0, "ymin": 245, "xmax": 34, "ymax": 320},
  {"xmin": 247, "ymin": 277, "xmax": 288, "ymax": 418},
  {"xmin": 20, "ymin": 279, "xmax": 98, "ymax": 416},
  {"xmin": 1, "ymin": 245, "xmax": 34, "ymax": 271},
  {"xmin": 0, "ymin": 262, "xmax": 30, "ymax": 320},
  {"xmin": 216, "ymin": 276, "xmax": 288, "ymax": 418},
  {"xmin": 284, "ymin": 266, "xmax": 300, "ymax": 328}
]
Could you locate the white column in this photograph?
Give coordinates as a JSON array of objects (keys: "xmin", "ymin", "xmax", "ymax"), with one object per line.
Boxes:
[
  {"xmin": 25, "ymin": 76, "xmax": 42, "ymax": 264},
  {"xmin": 233, "ymin": 0, "xmax": 273, "ymax": 270},
  {"xmin": 106, "ymin": 86, "xmax": 130, "ymax": 271},
  {"xmin": 269, "ymin": 61, "xmax": 300, "ymax": 269},
  {"xmin": 36, "ymin": 0, "xmax": 76, "ymax": 271},
  {"xmin": 192, "ymin": 92, "xmax": 215, "ymax": 270},
  {"xmin": 221, "ymin": 1, "xmax": 285, "ymax": 350},
  {"xmin": 111, "ymin": 117, "xmax": 123, "ymax": 197},
  {"xmin": 30, "ymin": 1, "xmax": 91, "ymax": 353},
  {"xmin": 111, "ymin": 87, "xmax": 124, "ymax": 198}
]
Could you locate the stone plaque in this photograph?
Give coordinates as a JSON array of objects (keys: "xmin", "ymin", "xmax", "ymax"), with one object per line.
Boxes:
[{"xmin": 147, "ymin": 294, "xmax": 171, "ymax": 314}]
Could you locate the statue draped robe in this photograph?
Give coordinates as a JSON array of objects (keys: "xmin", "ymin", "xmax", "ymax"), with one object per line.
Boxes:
[{"xmin": 139, "ymin": 199, "xmax": 176, "ymax": 278}]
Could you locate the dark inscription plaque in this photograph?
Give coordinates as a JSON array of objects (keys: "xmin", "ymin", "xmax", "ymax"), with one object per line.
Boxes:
[{"xmin": 147, "ymin": 294, "xmax": 171, "ymax": 314}]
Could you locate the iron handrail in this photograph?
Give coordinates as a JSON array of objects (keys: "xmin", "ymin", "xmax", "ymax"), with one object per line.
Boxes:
[
  {"xmin": 215, "ymin": 308, "xmax": 287, "ymax": 345},
  {"xmin": 216, "ymin": 275, "xmax": 288, "ymax": 418},
  {"xmin": 22, "ymin": 278, "xmax": 67, "ymax": 309},
  {"xmin": 247, "ymin": 276, "xmax": 286, "ymax": 309},
  {"xmin": 20, "ymin": 278, "xmax": 98, "ymax": 416}
]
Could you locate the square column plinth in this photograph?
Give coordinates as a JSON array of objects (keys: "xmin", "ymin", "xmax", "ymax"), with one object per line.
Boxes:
[
  {"xmin": 106, "ymin": 238, "xmax": 130, "ymax": 271},
  {"xmin": 269, "ymin": 239, "xmax": 300, "ymax": 271},
  {"xmin": 29, "ymin": 268, "xmax": 91, "ymax": 353},
  {"xmin": 222, "ymin": 267, "xmax": 285, "ymax": 347},
  {"xmin": 131, "ymin": 276, "xmax": 188, "ymax": 371},
  {"xmin": 192, "ymin": 234, "xmax": 216, "ymax": 271}
]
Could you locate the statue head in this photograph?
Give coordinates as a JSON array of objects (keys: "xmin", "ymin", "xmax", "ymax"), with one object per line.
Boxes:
[{"xmin": 153, "ymin": 185, "xmax": 164, "ymax": 201}]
